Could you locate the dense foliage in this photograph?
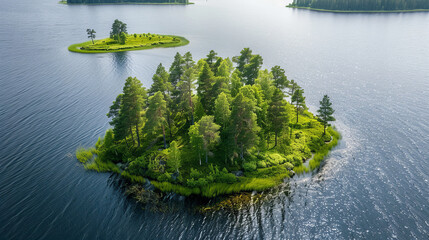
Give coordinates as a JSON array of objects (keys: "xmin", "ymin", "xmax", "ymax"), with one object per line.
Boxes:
[
  {"xmin": 83, "ymin": 49, "xmax": 338, "ymax": 197},
  {"xmin": 289, "ymin": 0, "xmax": 429, "ymax": 11},
  {"xmin": 67, "ymin": 0, "xmax": 189, "ymax": 4}
]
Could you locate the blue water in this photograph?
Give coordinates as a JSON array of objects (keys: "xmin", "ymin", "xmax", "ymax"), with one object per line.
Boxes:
[{"xmin": 1, "ymin": 0, "xmax": 428, "ymax": 239}]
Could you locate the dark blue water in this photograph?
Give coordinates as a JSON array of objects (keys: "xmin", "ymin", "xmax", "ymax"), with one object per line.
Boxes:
[{"xmin": 1, "ymin": 0, "xmax": 428, "ymax": 239}]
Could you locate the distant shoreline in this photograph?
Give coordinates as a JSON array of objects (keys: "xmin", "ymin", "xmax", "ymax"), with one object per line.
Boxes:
[
  {"xmin": 287, "ymin": 6, "xmax": 429, "ymax": 13},
  {"xmin": 59, "ymin": 1, "xmax": 193, "ymax": 5}
]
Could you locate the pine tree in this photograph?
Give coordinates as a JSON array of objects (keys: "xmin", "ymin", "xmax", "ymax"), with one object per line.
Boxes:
[
  {"xmin": 122, "ymin": 77, "xmax": 146, "ymax": 148},
  {"xmin": 230, "ymin": 93, "xmax": 259, "ymax": 159},
  {"xmin": 197, "ymin": 116, "xmax": 221, "ymax": 164},
  {"xmin": 233, "ymin": 48, "xmax": 253, "ymax": 74},
  {"xmin": 268, "ymin": 88, "xmax": 289, "ymax": 147},
  {"xmin": 214, "ymin": 92, "xmax": 231, "ymax": 129},
  {"xmin": 149, "ymin": 63, "xmax": 170, "ymax": 96},
  {"xmin": 291, "ymin": 88, "xmax": 306, "ymax": 123},
  {"xmin": 242, "ymin": 54, "xmax": 263, "ymax": 85},
  {"xmin": 144, "ymin": 91, "xmax": 168, "ymax": 149},
  {"xmin": 317, "ymin": 95, "xmax": 335, "ymax": 135},
  {"xmin": 197, "ymin": 61, "xmax": 215, "ymax": 114},
  {"xmin": 271, "ymin": 65, "xmax": 289, "ymax": 91}
]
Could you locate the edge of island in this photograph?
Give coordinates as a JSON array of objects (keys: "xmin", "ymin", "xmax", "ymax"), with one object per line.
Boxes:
[{"xmin": 287, "ymin": 5, "xmax": 429, "ymax": 13}]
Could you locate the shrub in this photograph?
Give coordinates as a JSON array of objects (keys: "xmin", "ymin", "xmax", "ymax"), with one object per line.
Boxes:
[
  {"xmin": 257, "ymin": 161, "xmax": 267, "ymax": 168},
  {"xmin": 190, "ymin": 168, "xmax": 203, "ymax": 179},
  {"xmin": 187, "ymin": 178, "xmax": 209, "ymax": 188},
  {"xmin": 76, "ymin": 147, "xmax": 95, "ymax": 163},
  {"xmin": 157, "ymin": 172, "xmax": 172, "ymax": 182},
  {"xmin": 243, "ymin": 162, "xmax": 257, "ymax": 172}
]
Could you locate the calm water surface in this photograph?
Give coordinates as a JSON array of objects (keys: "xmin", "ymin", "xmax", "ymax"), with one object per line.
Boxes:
[{"xmin": 1, "ymin": 0, "xmax": 428, "ymax": 239}]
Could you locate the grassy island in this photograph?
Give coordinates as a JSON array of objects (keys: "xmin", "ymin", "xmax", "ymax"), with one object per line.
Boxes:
[
  {"xmin": 68, "ymin": 35, "xmax": 189, "ymax": 53},
  {"xmin": 69, "ymin": 20, "xmax": 189, "ymax": 54},
  {"xmin": 76, "ymin": 49, "xmax": 339, "ymax": 198},
  {"xmin": 288, "ymin": 0, "xmax": 429, "ymax": 13}
]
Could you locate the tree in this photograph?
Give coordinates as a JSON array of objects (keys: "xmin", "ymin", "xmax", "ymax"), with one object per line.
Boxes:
[
  {"xmin": 86, "ymin": 29, "xmax": 96, "ymax": 44},
  {"xmin": 168, "ymin": 141, "xmax": 181, "ymax": 173},
  {"xmin": 216, "ymin": 58, "xmax": 234, "ymax": 78},
  {"xmin": 178, "ymin": 66, "xmax": 196, "ymax": 125},
  {"xmin": 107, "ymin": 94, "xmax": 128, "ymax": 143},
  {"xmin": 317, "ymin": 95, "xmax": 335, "ymax": 135},
  {"xmin": 233, "ymin": 48, "xmax": 253, "ymax": 74},
  {"xmin": 197, "ymin": 116, "xmax": 221, "ymax": 164},
  {"xmin": 205, "ymin": 50, "xmax": 219, "ymax": 71},
  {"xmin": 242, "ymin": 54, "xmax": 263, "ymax": 85},
  {"xmin": 230, "ymin": 93, "xmax": 259, "ymax": 159},
  {"xmin": 288, "ymin": 79, "xmax": 299, "ymax": 98},
  {"xmin": 255, "ymin": 69, "xmax": 275, "ymax": 101},
  {"xmin": 144, "ymin": 91, "xmax": 168, "ymax": 149},
  {"xmin": 110, "ymin": 19, "xmax": 127, "ymax": 42},
  {"xmin": 197, "ymin": 61, "xmax": 215, "ymax": 114},
  {"xmin": 169, "ymin": 52, "xmax": 185, "ymax": 89},
  {"xmin": 271, "ymin": 65, "xmax": 289, "ymax": 91},
  {"xmin": 119, "ymin": 32, "xmax": 127, "ymax": 45},
  {"xmin": 214, "ymin": 92, "xmax": 231, "ymax": 129},
  {"xmin": 189, "ymin": 122, "xmax": 204, "ymax": 165},
  {"xmin": 291, "ymin": 88, "xmax": 306, "ymax": 123},
  {"xmin": 121, "ymin": 77, "xmax": 146, "ymax": 147},
  {"xmin": 230, "ymin": 70, "xmax": 243, "ymax": 98},
  {"xmin": 149, "ymin": 63, "xmax": 170, "ymax": 96},
  {"xmin": 268, "ymin": 88, "xmax": 289, "ymax": 147}
]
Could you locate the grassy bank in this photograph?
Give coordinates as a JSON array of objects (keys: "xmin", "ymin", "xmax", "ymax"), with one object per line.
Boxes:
[
  {"xmin": 287, "ymin": 6, "xmax": 429, "ymax": 13},
  {"xmin": 68, "ymin": 34, "xmax": 189, "ymax": 54}
]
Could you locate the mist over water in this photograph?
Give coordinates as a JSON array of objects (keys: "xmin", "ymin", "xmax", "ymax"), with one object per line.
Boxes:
[{"xmin": 1, "ymin": 0, "xmax": 428, "ymax": 239}]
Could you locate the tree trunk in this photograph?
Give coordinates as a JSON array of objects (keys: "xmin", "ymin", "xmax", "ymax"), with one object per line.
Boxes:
[
  {"xmin": 129, "ymin": 126, "xmax": 135, "ymax": 146},
  {"xmin": 240, "ymin": 144, "xmax": 244, "ymax": 159},
  {"xmin": 275, "ymin": 132, "xmax": 278, "ymax": 147},
  {"xmin": 135, "ymin": 123, "xmax": 140, "ymax": 148},
  {"xmin": 323, "ymin": 124, "xmax": 326, "ymax": 136},
  {"xmin": 167, "ymin": 113, "xmax": 173, "ymax": 140},
  {"xmin": 199, "ymin": 153, "xmax": 201, "ymax": 165},
  {"xmin": 205, "ymin": 151, "xmax": 208, "ymax": 164},
  {"xmin": 162, "ymin": 124, "xmax": 167, "ymax": 149},
  {"xmin": 296, "ymin": 106, "xmax": 299, "ymax": 123}
]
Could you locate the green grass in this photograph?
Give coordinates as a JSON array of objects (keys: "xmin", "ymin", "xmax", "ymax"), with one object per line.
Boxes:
[
  {"xmin": 121, "ymin": 171, "xmax": 146, "ymax": 184},
  {"xmin": 68, "ymin": 34, "xmax": 189, "ymax": 54},
  {"xmin": 58, "ymin": 0, "xmax": 67, "ymax": 4},
  {"xmin": 75, "ymin": 147, "xmax": 96, "ymax": 163},
  {"xmin": 308, "ymin": 127, "xmax": 341, "ymax": 170},
  {"xmin": 287, "ymin": 5, "xmax": 429, "ymax": 13},
  {"xmin": 84, "ymin": 157, "xmax": 121, "ymax": 173}
]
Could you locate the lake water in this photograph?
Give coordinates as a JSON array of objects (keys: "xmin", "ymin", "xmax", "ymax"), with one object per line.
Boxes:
[{"xmin": 1, "ymin": 0, "xmax": 429, "ymax": 239}]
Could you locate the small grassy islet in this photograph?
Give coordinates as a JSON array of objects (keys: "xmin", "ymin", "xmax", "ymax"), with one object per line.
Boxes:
[{"xmin": 68, "ymin": 34, "xmax": 189, "ymax": 54}]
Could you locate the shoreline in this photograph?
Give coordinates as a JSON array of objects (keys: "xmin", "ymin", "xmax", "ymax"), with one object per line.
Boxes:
[
  {"xmin": 287, "ymin": 6, "xmax": 429, "ymax": 13},
  {"xmin": 59, "ymin": 1, "xmax": 193, "ymax": 5},
  {"xmin": 68, "ymin": 35, "xmax": 189, "ymax": 54}
]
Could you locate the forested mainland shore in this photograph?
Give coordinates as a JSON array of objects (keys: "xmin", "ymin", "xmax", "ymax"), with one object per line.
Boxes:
[
  {"xmin": 76, "ymin": 49, "xmax": 340, "ymax": 198},
  {"xmin": 288, "ymin": 0, "xmax": 429, "ymax": 12}
]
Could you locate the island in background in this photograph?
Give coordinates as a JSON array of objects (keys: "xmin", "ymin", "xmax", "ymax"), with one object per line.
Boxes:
[
  {"xmin": 63, "ymin": 0, "xmax": 190, "ymax": 5},
  {"xmin": 76, "ymin": 49, "xmax": 339, "ymax": 199},
  {"xmin": 288, "ymin": 0, "xmax": 429, "ymax": 13},
  {"xmin": 69, "ymin": 20, "xmax": 189, "ymax": 53}
]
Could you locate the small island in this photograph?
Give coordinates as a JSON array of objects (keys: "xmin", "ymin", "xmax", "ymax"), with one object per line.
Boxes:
[
  {"xmin": 288, "ymin": 0, "xmax": 429, "ymax": 13},
  {"xmin": 68, "ymin": 20, "xmax": 189, "ymax": 53},
  {"xmin": 63, "ymin": 0, "xmax": 190, "ymax": 5},
  {"xmin": 76, "ymin": 49, "xmax": 339, "ymax": 199}
]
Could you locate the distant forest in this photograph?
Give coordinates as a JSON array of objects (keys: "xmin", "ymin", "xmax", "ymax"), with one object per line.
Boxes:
[
  {"xmin": 289, "ymin": 0, "xmax": 429, "ymax": 11},
  {"xmin": 67, "ymin": 0, "xmax": 188, "ymax": 4}
]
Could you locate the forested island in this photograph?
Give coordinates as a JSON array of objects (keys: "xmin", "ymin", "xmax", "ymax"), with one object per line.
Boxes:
[
  {"xmin": 65, "ymin": 0, "xmax": 189, "ymax": 4},
  {"xmin": 69, "ymin": 20, "xmax": 189, "ymax": 53},
  {"xmin": 288, "ymin": 0, "xmax": 429, "ymax": 12},
  {"xmin": 76, "ymin": 49, "xmax": 339, "ymax": 198}
]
